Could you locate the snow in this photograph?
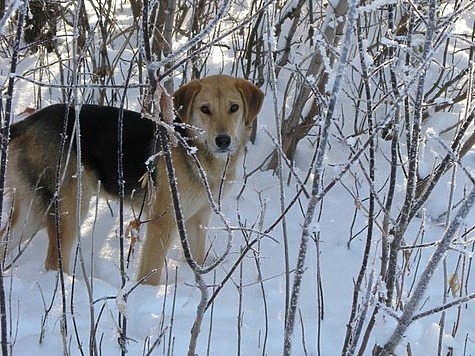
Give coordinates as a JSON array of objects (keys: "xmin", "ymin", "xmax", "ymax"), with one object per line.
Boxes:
[
  {"xmin": 3, "ymin": 131, "xmax": 474, "ymax": 354},
  {"xmin": 358, "ymin": 0, "xmax": 398, "ymax": 14},
  {"xmin": 1, "ymin": 3, "xmax": 475, "ymax": 356}
]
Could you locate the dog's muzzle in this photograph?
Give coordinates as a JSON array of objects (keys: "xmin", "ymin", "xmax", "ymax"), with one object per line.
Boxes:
[{"xmin": 215, "ymin": 134, "xmax": 231, "ymax": 151}]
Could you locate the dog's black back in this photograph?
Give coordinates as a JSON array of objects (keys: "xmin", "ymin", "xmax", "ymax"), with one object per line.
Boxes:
[{"xmin": 11, "ymin": 104, "xmax": 156, "ymax": 198}]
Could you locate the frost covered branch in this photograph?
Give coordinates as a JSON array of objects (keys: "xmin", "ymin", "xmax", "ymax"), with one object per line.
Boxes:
[
  {"xmin": 283, "ymin": 0, "xmax": 357, "ymax": 353},
  {"xmin": 376, "ymin": 185, "xmax": 475, "ymax": 354},
  {"xmin": 384, "ymin": 0, "xmax": 438, "ymax": 308},
  {"xmin": 0, "ymin": 3, "xmax": 28, "ymax": 355},
  {"xmin": 342, "ymin": 12, "xmax": 377, "ymax": 355}
]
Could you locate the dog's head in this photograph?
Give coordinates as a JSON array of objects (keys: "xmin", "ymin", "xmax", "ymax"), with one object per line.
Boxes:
[{"xmin": 173, "ymin": 75, "xmax": 264, "ymax": 158}]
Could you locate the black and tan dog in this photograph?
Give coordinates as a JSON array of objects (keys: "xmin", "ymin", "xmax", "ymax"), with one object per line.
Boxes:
[{"xmin": 2, "ymin": 75, "xmax": 264, "ymax": 285}]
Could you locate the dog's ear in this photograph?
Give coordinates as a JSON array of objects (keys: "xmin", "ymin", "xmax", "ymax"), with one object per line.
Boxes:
[
  {"xmin": 235, "ymin": 79, "xmax": 264, "ymax": 126},
  {"xmin": 173, "ymin": 80, "xmax": 201, "ymax": 123}
]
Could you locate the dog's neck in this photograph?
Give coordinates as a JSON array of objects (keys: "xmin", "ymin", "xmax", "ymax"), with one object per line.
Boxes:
[{"xmin": 187, "ymin": 139, "xmax": 240, "ymax": 184}]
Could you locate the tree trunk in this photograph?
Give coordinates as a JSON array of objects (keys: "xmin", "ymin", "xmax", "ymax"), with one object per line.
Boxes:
[{"xmin": 268, "ymin": 0, "xmax": 349, "ymax": 170}]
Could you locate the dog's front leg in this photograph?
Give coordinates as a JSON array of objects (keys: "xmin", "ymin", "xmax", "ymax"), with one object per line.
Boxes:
[
  {"xmin": 185, "ymin": 206, "xmax": 211, "ymax": 265},
  {"xmin": 137, "ymin": 215, "xmax": 174, "ymax": 285}
]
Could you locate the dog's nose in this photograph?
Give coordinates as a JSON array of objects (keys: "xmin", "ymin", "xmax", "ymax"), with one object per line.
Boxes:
[{"xmin": 215, "ymin": 134, "xmax": 231, "ymax": 149}]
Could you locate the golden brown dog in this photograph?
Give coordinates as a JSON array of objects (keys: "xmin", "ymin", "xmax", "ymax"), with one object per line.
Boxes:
[{"xmin": 1, "ymin": 75, "xmax": 264, "ymax": 285}]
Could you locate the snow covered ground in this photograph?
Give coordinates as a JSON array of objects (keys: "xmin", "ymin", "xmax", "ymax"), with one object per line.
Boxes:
[{"xmin": 2, "ymin": 94, "xmax": 474, "ymax": 355}]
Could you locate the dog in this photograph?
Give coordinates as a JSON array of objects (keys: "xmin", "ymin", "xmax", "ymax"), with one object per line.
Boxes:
[{"xmin": 1, "ymin": 75, "xmax": 264, "ymax": 285}]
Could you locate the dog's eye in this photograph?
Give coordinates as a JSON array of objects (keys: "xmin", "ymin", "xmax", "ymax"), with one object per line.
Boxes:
[
  {"xmin": 230, "ymin": 104, "xmax": 239, "ymax": 113},
  {"xmin": 201, "ymin": 105, "xmax": 211, "ymax": 115}
]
